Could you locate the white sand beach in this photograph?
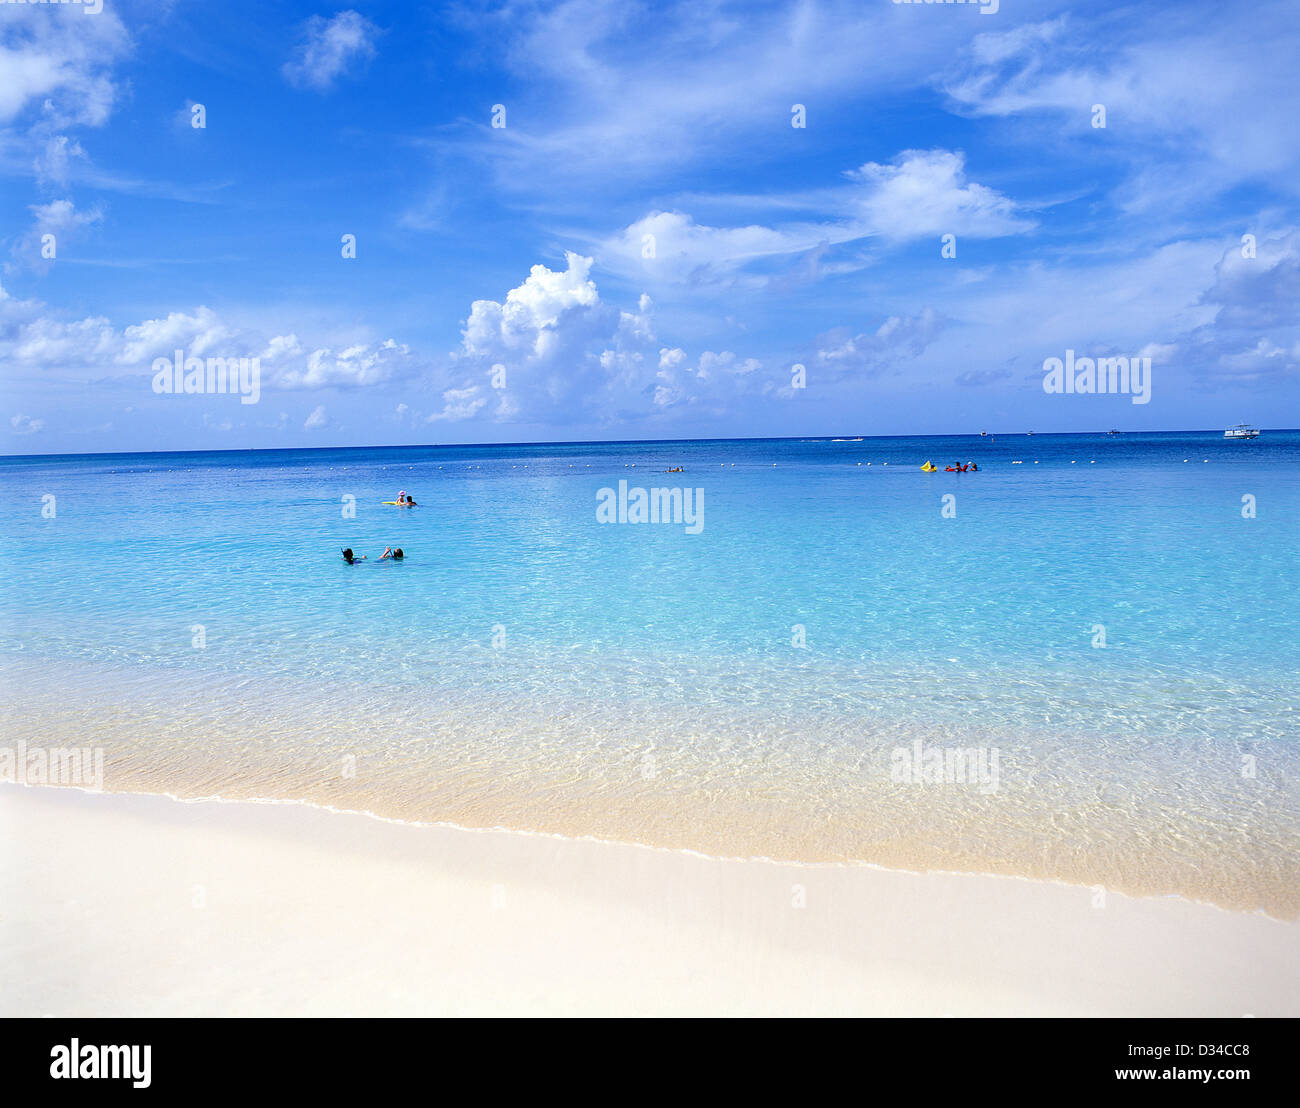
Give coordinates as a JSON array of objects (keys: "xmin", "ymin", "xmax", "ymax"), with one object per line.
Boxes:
[{"xmin": 2, "ymin": 783, "xmax": 1296, "ymax": 1017}]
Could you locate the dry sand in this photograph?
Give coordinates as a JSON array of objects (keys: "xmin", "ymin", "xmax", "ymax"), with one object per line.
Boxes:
[{"xmin": 2, "ymin": 784, "xmax": 1295, "ymax": 1017}]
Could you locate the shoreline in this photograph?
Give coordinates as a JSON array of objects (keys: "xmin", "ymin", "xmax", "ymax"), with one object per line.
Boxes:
[
  {"xmin": 4, "ymin": 783, "xmax": 1297, "ymax": 1017},
  {"xmin": 6, "ymin": 652, "xmax": 1297, "ymax": 920},
  {"xmin": 6, "ymin": 779, "xmax": 1291, "ymax": 921}
]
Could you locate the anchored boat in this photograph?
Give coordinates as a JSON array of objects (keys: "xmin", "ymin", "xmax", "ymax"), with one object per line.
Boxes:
[{"xmin": 1224, "ymin": 424, "xmax": 1260, "ymax": 440}]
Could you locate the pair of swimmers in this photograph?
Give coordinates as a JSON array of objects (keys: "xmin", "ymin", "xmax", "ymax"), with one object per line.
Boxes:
[
  {"xmin": 395, "ymin": 490, "xmax": 418, "ymax": 507},
  {"xmin": 341, "ymin": 547, "xmax": 404, "ymax": 564}
]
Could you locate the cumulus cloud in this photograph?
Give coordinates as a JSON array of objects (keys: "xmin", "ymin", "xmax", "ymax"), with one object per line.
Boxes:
[
  {"xmin": 283, "ymin": 11, "xmax": 379, "ymax": 92},
  {"xmin": 427, "ymin": 386, "xmax": 488, "ymax": 423},
  {"xmin": 455, "ymin": 251, "xmax": 622, "ymax": 421},
  {"xmin": 649, "ymin": 347, "xmax": 765, "ymax": 411},
  {"xmin": 270, "ymin": 338, "xmax": 413, "ymax": 390},
  {"xmin": 845, "ymin": 149, "xmax": 1031, "ymax": 241},
  {"xmin": 0, "ymin": 282, "xmax": 418, "ymax": 393},
  {"xmin": 444, "ymin": 253, "xmax": 783, "ymax": 423},
  {"xmin": 9, "ymin": 413, "xmax": 44, "ymax": 435},
  {"xmin": 303, "ymin": 405, "xmax": 329, "ymax": 430},
  {"xmin": 599, "ymin": 150, "xmax": 1029, "ymax": 286},
  {"xmin": 463, "ymin": 251, "xmax": 603, "ymax": 362}
]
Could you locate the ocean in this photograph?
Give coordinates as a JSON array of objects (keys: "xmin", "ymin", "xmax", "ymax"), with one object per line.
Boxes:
[{"xmin": 3, "ymin": 431, "xmax": 1297, "ymax": 914}]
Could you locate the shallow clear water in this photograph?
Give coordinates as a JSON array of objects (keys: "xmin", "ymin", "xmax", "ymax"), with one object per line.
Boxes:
[{"xmin": 3, "ymin": 433, "xmax": 1298, "ymax": 913}]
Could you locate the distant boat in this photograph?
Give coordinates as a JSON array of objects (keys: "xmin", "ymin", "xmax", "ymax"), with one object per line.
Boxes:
[
  {"xmin": 979, "ymin": 430, "xmax": 988, "ymax": 436},
  {"xmin": 1224, "ymin": 424, "xmax": 1260, "ymax": 440},
  {"xmin": 830, "ymin": 437, "xmax": 864, "ymax": 442},
  {"xmin": 1026, "ymin": 431, "xmax": 1034, "ymax": 436},
  {"xmin": 1106, "ymin": 429, "xmax": 1120, "ymax": 436}
]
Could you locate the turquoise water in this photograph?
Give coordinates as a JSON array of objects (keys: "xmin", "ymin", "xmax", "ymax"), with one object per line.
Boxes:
[{"xmin": 3, "ymin": 433, "xmax": 1298, "ymax": 912}]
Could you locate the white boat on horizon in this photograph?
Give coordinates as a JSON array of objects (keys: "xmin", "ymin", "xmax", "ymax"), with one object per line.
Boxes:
[{"xmin": 1224, "ymin": 424, "xmax": 1260, "ymax": 440}]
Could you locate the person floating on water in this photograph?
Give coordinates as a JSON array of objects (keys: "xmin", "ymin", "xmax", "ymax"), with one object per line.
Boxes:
[
  {"xmin": 378, "ymin": 547, "xmax": 405, "ymax": 561},
  {"xmin": 341, "ymin": 547, "xmax": 366, "ymax": 564}
]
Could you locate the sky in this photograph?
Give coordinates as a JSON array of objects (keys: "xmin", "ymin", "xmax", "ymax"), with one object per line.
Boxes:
[{"xmin": 1, "ymin": 0, "xmax": 1298, "ymax": 454}]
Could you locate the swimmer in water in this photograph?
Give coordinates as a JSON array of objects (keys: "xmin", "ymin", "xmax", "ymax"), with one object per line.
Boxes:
[{"xmin": 341, "ymin": 547, "xmax": 366, "ymax": 564}]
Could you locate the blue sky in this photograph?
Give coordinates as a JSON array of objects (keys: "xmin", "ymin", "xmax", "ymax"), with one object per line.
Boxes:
[{"xmin": 1, "ymin": 0, "xmax": 1298, "ymax": 453}]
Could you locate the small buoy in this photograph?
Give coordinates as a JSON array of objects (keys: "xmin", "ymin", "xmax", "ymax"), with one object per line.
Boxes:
[
  {"xmin": 1034, "ymin": 460, "xmax": 1039, "ymax": 464},
  {"xmin": 857, "ymin": 462, "xmax": 862, "ymax": 466},
  {"xmin": 1071, "ymin": 460, "xmax": 1076, "ymax": 464},
  {"xmin": 1090, "ymin": 460, "xmax": 1095, "ymax": 464}
]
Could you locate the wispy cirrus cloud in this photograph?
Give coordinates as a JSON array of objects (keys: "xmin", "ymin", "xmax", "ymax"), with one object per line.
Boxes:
[
  {"xmin": 447, "ymin": 0, "xmax": 986, "ymax": 191},
  {"xmin": 283, "ymin": 10, "xmax": 379, "ymax": 92},
  {"xmin": 942, "ymin": 6, "xmax": 1300, "ymax": 213}
]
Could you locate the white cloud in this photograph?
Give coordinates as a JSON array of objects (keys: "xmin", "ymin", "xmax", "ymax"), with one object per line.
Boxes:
[
  {"xmin": 34, "ymin": 134, "xmax": 87, "ymax": 186},
  {"xmin": 271, "ymin": 338, "xmax": 412, "ymax": 390},
  {"xmin": 303, "ymin": 405, "xmax": 328, "ymax": 430},
  {"xmin": 813, "ymin": 309, "xmax": 946, "ymax": 380},
  {"xmin": 697, "ymin": 350, "xmax": 760, "ymax": 379},
  {"xmin": 0, "ymin": 5, "xmax": 130, "ymax": 127},
  {"xmin": 658, "ymin": 347, "xmax": 686, "ymax": 372},
  {"xmin": 283, "ymin": 11, "xmax": 379, "ymax": 92},
  {"xmin": 452, "ymin": 253, "xmax": 780, "ymax": 422},
  {"xmin": 118, "ymin": 307, "xmax": 232, "ymax": 365},
  {"xmin": 427, "ymin": 386, "xmax": 488, "ymax": 423},
  {"xmin": 845, "ymin": 149, "xmax": 1030, "ymax": 240},
  {"xmin": 0, "ymin": 283, "xmax": 419, "ymax": 394},
  {"xmin": 9, "ymin": 413, "xmax": 44, "ymax": 435},
  {"xmin": 650, "ymin": 347, "xmax": 764, "ymax": 411},
  {"xmin": 463, "ymin": 251, "xmax": 603, "ymax": 362},
  {"xmin": 8, "ymin": 197, "xmax": 102, "ymax": 273},
  {"xmin": 464, "ymin": 0, "xmax": 980, "ymax": 190},
  {"xmin": 943, "ymin": 11, "xmax": 1300, "ymax": 212},
  {"xmin": 598, "ymin": 150, "xmax": 1029, "ymax": 286}
]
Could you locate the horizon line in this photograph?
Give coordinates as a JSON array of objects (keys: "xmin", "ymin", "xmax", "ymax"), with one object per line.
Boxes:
[{"xmin": 2, "ymin": 427, "xmax": 1293, "ymax": 462}]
